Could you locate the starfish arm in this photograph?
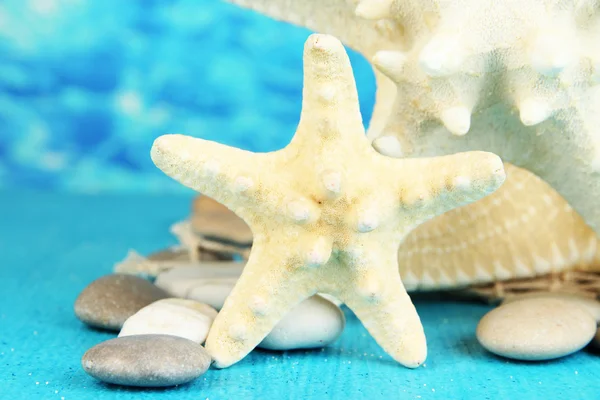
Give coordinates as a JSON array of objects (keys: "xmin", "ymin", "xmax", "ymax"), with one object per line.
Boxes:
[
  {"xmin": 222, "ymin": 0, "xmax": 400, "ymax": 57},
  {"xmin": 290, "ymin": 33, "xmax": 365, "ymax": 148},
  {"xmin": 397, "ymin": 163, "xmax": 600, "ymax": 291},
  {"xmin": 151, "ymin": 134, "xmax": 278, "ymax": 218},
  {"xmin": 377, "ymin": 98, "xmax": 600, "ymax": 233},
  {"xmin": 337, "ymin": 243, "xmax": 427, "ymax": 368},
  {"xmin": 204, "ymin": 239, "xmax": 315, "ymax": 368},
  {"xmin": 375, "ymin": 150, "xmax": 506, "ymax": 221}
]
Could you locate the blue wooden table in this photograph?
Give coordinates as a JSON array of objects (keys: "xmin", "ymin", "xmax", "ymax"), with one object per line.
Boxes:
[{"xmin": 2, "ymin": 191, "xmax": 599, "ymax": 399}]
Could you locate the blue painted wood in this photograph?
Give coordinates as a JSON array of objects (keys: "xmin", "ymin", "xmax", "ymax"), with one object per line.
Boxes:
[{"xmin": 1, "ymin": 191, "xmax": 599, "ymax": 399}]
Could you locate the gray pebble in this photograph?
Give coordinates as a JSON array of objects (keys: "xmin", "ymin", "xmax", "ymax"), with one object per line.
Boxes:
[
  {"xmin": 476, "ymin": 297, "xmax": 597, "ymax": 361},
  {"xmin": 75, "ymin": 274, "xmax": 169, "ymax": 331},
  {"xmin": 82, "ymin": 334, "xmax": 211, "ymax": 387}
]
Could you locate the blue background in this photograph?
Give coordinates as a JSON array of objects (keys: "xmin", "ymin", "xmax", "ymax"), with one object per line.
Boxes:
[{"xmin": 0, "ymin": 0, "xmax": 375, "ymax": 193}]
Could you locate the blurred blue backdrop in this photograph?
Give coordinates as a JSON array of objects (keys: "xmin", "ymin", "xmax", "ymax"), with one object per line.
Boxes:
[{"xmin": 0, "ymin": 0, "xmax": 376, "ymax": 193}]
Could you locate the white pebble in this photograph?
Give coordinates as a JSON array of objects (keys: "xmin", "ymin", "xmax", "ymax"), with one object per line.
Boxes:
[
  {"xmin": 119, "ymin": 298, "xmax": 217, "ymax": 344},
  {"xmin": 186, "ymin": 280, "xmax": 237, "ymax": 310},
  {"xmin": 501, "ymin": 291, "xmax": 600, "ymax": 322},
  {"xmin": 259, "ymin": 295, "xmax": 345, "ymax": 351},
  {"xmin": 156, "ymin": 265, "xmax": 346, "ymax": 350},
  {"xmin": 477, "ymin": 298, "xmax": 596, "ymax": 361},
  {"xmin": 155, "ymin": 264, "xmax": 243, "ymax": 310}
]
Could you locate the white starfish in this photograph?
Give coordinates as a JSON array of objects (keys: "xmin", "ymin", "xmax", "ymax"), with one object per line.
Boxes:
[
  {"xmin": 177, "ymin": 164, "xmax": 600, "ymax": 292},
  {"xmin": 150, "ymin": 34, "xmax": 505, "ymax": 368}
]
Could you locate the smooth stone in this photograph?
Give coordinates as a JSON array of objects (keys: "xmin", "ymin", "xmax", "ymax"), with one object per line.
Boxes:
[
  {"xmin": 119, "ymin": 299, "xmax": 218, "ymax": 344},
  {"xmin": 191, "ymin": 195, "xmax": 253, "ymax": 245},
  {"xmin": 148, "ymin": 245, "xmax": 232, "ymax": 263},
  {"xmin": 147, "ymin": 247, "xmax": 190, "ymax": 262},
  {"xmin": 155, "ymin": 266, "xmax": 345, "ymax": 350},
  {"xmin": 502, "ymin": 291, "xmax": 600, "ymax": 322},
  {"xmin": 155, "ymin": 264, "xmax": 341, "ymax": 310},
  {"xmin": 75, "ymin": 274, "xmax": 169, "ymax": 331},
  {"xmin": 476, "ymin": 298, "xmax": 597, "ymax": 361},
  {"xmin": 258, "ymin": 295, "xmax": 345, "ymax": 351},
  {"xmin": 155, "ymin": 264, "xmax": 243, "ymax": 310},
  {"xmin": 82, "ymin": 335, "xmax": 210, "ymax": 387},
  {"xmin": 187, "ymin": 280, "xmax": 236, "ymax": 310}
]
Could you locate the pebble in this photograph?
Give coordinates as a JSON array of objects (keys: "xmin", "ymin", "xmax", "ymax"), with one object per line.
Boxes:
[
  {"xmin": 82, "ymin": 335, "xmax": 210, "ymax": 387},
  {"xmin": 258, "ymin": 295, "xmax": 345, "ymax": 351},
  {"xmin": 501, "ymin": 291, "xmax": 600, "ymax": 322},
  {"xmin": 154, "ymin": 263, "xmax": 243, "ymax": 310},
  {"xmin": 148, "ymin": 245, "xmax": 232, "ymax": 263},
  {"xmin": 192, "ymin": 195, "xmax": 253, "ymax": 245},
  {"xmin": 156, "ymin": 265, "xmax": 346, "ymax": 350},
  {"xmin": 147, "ymin": 247, "xmax": 190, "ymax": 262},
  {"xmin": 476, "ymin": 297, "xmax": 597, "ymax": 361},
  {"xmin": 119, "ymin": 298, "xmax": 217, "ymax": 344},
  {"xmin": 156, "ymin": 264, "xmax": 342, "ymax": 310},
  {"xmin": 75, "ymin": 274, "xmax": 169, "ymax": 331}
]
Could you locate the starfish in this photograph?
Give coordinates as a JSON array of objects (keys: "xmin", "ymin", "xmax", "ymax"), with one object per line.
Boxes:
[
  {"xmin": 150, "ymin": 34, "xmax": 505, "ymax": 368},
  {"xmin": 180, "ymin": 164, "xmax": 600, "ymax": 292},
  {"xmin": 184, "ymin": 166, "xmax": 600, "ymax": 291},
  {"xmin": 220, "ymin": 0, "xmax": 600, "ymax": 234}
]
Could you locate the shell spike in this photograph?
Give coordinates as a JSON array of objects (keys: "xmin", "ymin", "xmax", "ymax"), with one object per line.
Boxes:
[
  {"xmin": 373, "ymin": 50, "xmax": 407, "ymax": 82},
  {"xmin": 355, "ymin": 0, "xmax": 394, "ymax": 20},
  {"xmin": 372, "ymin": 135, "xmax": 403, "ymax": 158},
  {"xmin": 441, "ymin": 106, "xmax": 471, "ymax": 136},
  {"xmin": 419, "ymin": 34, "xmax": 465, "ymax": 77},
  {"xmin": 519, "ymin": 98, "xmax": 551, "ymax": 126},
  {"xmin": 530, "ymin": 29, "xmax": 576, "ymax": 77}
]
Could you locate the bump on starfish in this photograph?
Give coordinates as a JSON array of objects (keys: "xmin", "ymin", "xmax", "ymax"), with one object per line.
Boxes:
[{"xmin": 151, "ymin": 34, "xmax": 506, "ymax": 369}]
